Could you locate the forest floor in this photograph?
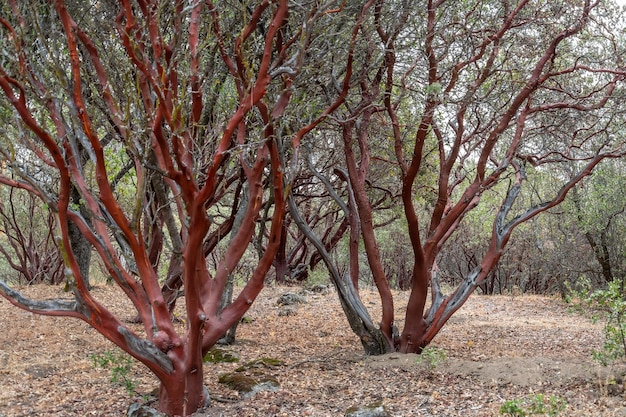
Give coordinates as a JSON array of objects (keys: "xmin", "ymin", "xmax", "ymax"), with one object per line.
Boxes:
[{"xmin": 1, "ymin": 283, "xmax": 625, "ymax": 417}]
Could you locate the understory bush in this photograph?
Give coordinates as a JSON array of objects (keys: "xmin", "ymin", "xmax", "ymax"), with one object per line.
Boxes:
[
  {"xmin": 90, "ymin": 349, "xmax": 138, "ymax": 395},
  {"xmin": 415, "ymin": 346, "xmax": 447, "ymax": 370},
  {"xmin": 586, "ymin": 280, "xmax": 626, "ymax": 366},
  {"xmin": 500, "ymin": 394, "xmax": 567, "ymax": 416}
]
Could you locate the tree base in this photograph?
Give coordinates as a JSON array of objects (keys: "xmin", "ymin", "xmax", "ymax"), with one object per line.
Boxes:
[{"xmin": 127, "ymin": 386, "xmax": 210, "ymax": 417}]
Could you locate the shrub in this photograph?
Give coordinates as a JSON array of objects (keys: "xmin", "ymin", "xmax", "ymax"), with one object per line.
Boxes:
[
  {"xmin": 90, "ymin": 349, "xmax": 137, "ymax": 395},
  {"xmin": 500, "ymin": 394, "xmax": 567, "ymax": 416},
  {"xmin": 415, "ymin": 346, "xmax": 447, "ymax": 370},
  {"xmin": 587, "ymin": 280, "xmax": 626, "ymax": 366}
]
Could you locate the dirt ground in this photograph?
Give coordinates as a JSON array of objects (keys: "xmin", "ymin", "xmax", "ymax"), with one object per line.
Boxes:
[{"xmin": 1, "ymin": 283, "xmax": 625, "ymax": 416}]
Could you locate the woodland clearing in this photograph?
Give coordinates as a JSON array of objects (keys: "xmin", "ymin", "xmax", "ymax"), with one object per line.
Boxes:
[{"xmin": 0, "ymin": 284, "xmax": 624, "ymax": 416}]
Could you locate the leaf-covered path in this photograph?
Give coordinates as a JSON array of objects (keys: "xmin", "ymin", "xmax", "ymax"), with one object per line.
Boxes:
[{"xmin": 1, "ymin": 284, "xmax": 624, "ymax": 416}]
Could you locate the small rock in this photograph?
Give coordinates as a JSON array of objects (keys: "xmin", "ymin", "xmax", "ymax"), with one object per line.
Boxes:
[
  {"xmin": 201, "ymin": 386, "xmax": 211, "ymax": 409},
  {"xmin": 218, "ymin": 373, "xmax": 280, "ymax": 399},
  {"xmin": 278, "ymin": 307, "xmax": 297, "ymax": 316},
  {"xmin": 0, "ymin": 351, "xmax": 8, "ymax": 367},
  {"xmin": 24, "ymin": 365, "xmax": 56, "ymax": 378},
  {"xmin": 608, "ymin": 383, "xmax": 624, "ymax": 396},
  {"xmin": 310, "ymin": 284, "xmax": 330, "ymax": 294},
  {"xmin": 242, "ymin": 380, "xmax": 281, "ymax": 399},
  {"xmin": 127, "ymin": 403, "xmax": 167, "ymax": 417},
  {"xmin": 219, "ymin": 358, "xmax": 283, "ymax": 399},
  {"xmin": 218, "ymin": 373, "xmax": 258, "ymax": 392},
  {"xmin": 345, "ymin": 402, "xmax": 389, "ymax": 417},
  {"xmin": 564, "ymin": 390, "xmax": 576, "ymax": 399},
  {"xmin": 276, "ymin": 293, "xmax": 307, "ymax": 306}
]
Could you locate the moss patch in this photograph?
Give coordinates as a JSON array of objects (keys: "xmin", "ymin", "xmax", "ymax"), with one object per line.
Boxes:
[
  {"xmin": 202, "ymin": 348, "xmax": 239, "ymax": 364},
  {"xmin": 234, "ymin": 357, "xmax": 284, "ymax": 372},
  {"xmin": 218, "ymin": 372, "xmax": 280, "ymax": 398},
  {"xmin": 218, "ymin": 357, "xmax": 283, "ymax": 398},
  {"xmin": 218, "ymin": 373, "xmax": 258, "ymax": 392}
]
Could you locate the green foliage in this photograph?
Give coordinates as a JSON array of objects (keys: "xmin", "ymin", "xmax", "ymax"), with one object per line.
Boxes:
[
  {"xmin": 500, "ymin": 399, "xmax": 527, "ymax": 417},
  {"xmin": 90, "ymin": 349, "xmax": 137, "ymax": 395},
  {"xmin": 563, "ymin": 161, "xmax": 626, "ymax": 288},
  {"xmin": 500, "ymin": 394, "xmax": 567, "ymax": 417},
  {"xmin": 586, "ymin": 280, "xmax": 626, "ymax": 366},
  {"xmin": 425, "ymin": 82, "xmax": 442, "ymax": 98},
  {"xmin": 563, "ymin": 277, "xmax": 592, "ymax": 310},
  {"xmin": 415, "ymin": 346, "xmax": 447, "ymax": 370},
  {"xmin": 306, "ymin": 265, "xmax": 330, "ymax": 287},
  {"xmin": 565, "ymin": 277, "xmax": 626, "ymax": 365}
]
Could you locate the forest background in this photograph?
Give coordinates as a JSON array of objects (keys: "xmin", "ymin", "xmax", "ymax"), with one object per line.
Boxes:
[{"xmin": 1, "ymin": 0, "xmax": 626, "ymax": 415}]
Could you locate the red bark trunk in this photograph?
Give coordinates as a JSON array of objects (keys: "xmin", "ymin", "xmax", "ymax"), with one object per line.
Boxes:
[
  {"xmin": 158, "ymin": 366, "xmax": 207, "ymax": 416},
  {"xmin": 398, "ymin": 264, "xmax": 430, "ymax": 353}
]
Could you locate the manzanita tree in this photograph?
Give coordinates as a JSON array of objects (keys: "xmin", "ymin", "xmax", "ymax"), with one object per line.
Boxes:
[
  {"xmin": 2, "ymin": 0, "xmax": 626, "ymax": 413},
  {"xmin": 293, "ymin": 0, "xmax": 626, "ymax": 354},
  {"xmin": 0, "ymin": 187, "xmax": 64, "ymax": 285},
  {"xmin": 0, "ymin": 0, "xmax": 365, "ymax": 415}
]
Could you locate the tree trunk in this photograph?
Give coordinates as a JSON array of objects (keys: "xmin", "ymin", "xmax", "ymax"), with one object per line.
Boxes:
[
  {"xmin": 397, "ymin": 319, "xmax": 427, "ymax": 353},
  {"xmin": 572, "ymin": 187, "xmax": 615, "ymax": 283},
  {"xmin": 68, "ymin": 185, "xmax": 92, "ymax": 289},
  {"xmin": 273, "ymin": 223, "xmax": 290, "ymax": 284},
  {"xmin": 216, "ymin": 182, "xmax": 250, "ymax": 345},
  {"xmin": 588, "ymin": 230, "xmax": 614, "ymax": 283},
  {"xmin": 157, "ymin": 368, "xmax": 208, "ymax": 416},
  {"xmin": 397, "ymin": 275, "xmax": 429, "ymax": 352},
  {"xmin": 341, "ymin": 120, "xmax": 395, "ymax": 346},
  {"xmin": 288, "ymin": 194, "xmax": 393, "ymax": 355},
  {"xmin": 330, "ymin": 268, "xmax": 395, "ymax": 355},
  {"xmin": 218, "ymin": 279, "xmax": 239, "ymax": 345}
]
